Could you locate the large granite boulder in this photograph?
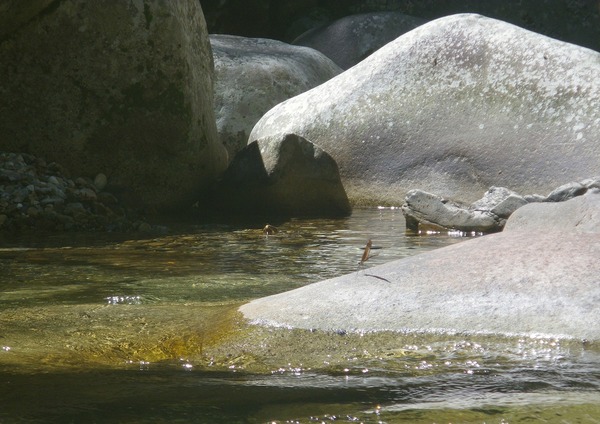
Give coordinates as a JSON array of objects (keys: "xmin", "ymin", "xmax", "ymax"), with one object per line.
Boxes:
[
  {"xmin": 211, "ymin": 35, "xmax": 341, "ymax": 160},
  {"xmin": 0, "ymin": 0, "xmax": 227, "ymax": 213},
  {"xmin": 293, "ymin": 11, "xmax": 425, "ymax": 70},
  {"xmin": 208, "ymin": 133, "xmax": 350, "ymax": 217},
  {"xmin": 505, "ymin": 189, "xmax": 600, "ymax": 233},
  {"xmin": 250, "ymin": 14, "xmax": 600, "ymax": 206},
  {"xmin": 241, "ymin": 223, "xmax": 600, "ymax": 341}
]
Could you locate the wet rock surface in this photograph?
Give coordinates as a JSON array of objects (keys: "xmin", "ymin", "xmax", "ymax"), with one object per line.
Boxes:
[
  {"xmin": 0, "ymin": 152, "xmax": 147, "ymax": 232},
  {"xmin": 241, "ymin": 180, "xmax": 600, "ymax": 340},
  {"xmin": 241, "ymin": 230, "xmax": 600, "ymax": 340}
]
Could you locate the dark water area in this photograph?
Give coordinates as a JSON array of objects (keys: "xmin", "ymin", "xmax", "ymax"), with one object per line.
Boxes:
[{"xmin": 1, "ymin": 208, "xmax": 599, "ymax": 423}]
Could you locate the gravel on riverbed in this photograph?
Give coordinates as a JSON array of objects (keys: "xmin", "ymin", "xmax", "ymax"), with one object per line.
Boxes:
[{"xmin": 0, "ymin": 152, "xmax": 150, "ymax": 233}]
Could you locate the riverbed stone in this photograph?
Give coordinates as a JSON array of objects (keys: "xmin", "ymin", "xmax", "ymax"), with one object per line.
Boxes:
[
  {"xmin": 505, "ymin": 189, "xmax": 600, "ymax": 233},
  {"xmin": 240, "ymin": 230, "xmax": 600, "ymax": 340},
  {"xmin": 401, "ymin": 189, "xmax": 500, "ymax": 233},
  {"xmin": 209, "ymin": 133, "xmax": 350, "ymax": 217},
  {"xmin": 0, "ymin": 151, "xmax": 145, "ymax": 232},
  {"xmin": 402, "ymin": 186, "xmax": 532, "ymax": 233},
  {"xmin": 0, "ymin": 0, "xmax": 227, "ymax": 212},
  {"xmin": 211, "ymin": 34, "xmax": 341, "ymax": 160},
  {"xmin": 545, "ymin": 181, "xmax": 588, "ymax": 202},
  {"xmin": 293, "ymin": 11, "xmax": 425, "ymax": 70},
  {"xmin": 249, "ymin": 14, "xmax": 600, "ymax": 206}
]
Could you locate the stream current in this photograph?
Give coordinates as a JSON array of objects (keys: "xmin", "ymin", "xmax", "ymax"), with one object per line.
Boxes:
[{"xmin": 0, "ymin": 208, "xmax": 598, "ymax": 423}]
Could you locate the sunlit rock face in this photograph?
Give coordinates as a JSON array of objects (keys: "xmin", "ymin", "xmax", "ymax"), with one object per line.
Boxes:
[
  {"xmin": 250, "ymin": 14, "xmax": 600, "ymax": 206},
  {"xmin": 401, "ymin": 178, "xmax": 600, "ymax": 233},
  {"xmin": 211, "ymin": 34, "xmax": 341, "ymax": 160},
  {"xmin": 209, "ymin": 133, "xmax": 350, "ymax": 218},
  {"xmin": 505, "ymin": 187, "xmax": 600, "ymax": 233},
  {"xmin": 293, "ymin": 11, "xmax": 425, "ymax": 70},
  {"xmin": 0, "ymin": 0, "xmax": 227, "ymax": 213},
  {"xmin": 241, "ymin": 231, "xmax": 600, "ymax": 340}
]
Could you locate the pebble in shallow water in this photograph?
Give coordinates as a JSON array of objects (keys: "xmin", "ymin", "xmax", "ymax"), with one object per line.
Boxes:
[{"xmin": 0, "ymin": 152, "xmax": 148, "ymax": 232}]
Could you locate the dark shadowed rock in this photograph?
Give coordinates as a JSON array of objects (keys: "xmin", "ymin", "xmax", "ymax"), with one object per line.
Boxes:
[
  {"xmin": 240, "ymin": 229, "xmax": 600, "ymax": 340},
  {"xmin": 211, "ymin": 35, "xmax": 341, "ymax": 160},
  {"xmin": 293, "ymin": 11, "xmax": 425, "ymax": 69},
  {"xmin": 210, "ymin": 133, "xmax": 350, "ymax": 217},
  {"xmin": 0, "ymin": 0, "xmax": 227, "ymax": 213},
  {"xmin": 250, "ymin": 14, "xmax": 600, "ymax": 206}
]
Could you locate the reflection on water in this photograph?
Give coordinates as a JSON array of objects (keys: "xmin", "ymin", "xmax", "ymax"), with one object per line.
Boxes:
[{"xmin": 0, "ymin": 208, "xmax": 599, "ymax": 423}]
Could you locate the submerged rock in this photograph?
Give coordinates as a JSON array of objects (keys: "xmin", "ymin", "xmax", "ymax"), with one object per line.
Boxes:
[
  {"xmin": 240, "ymin": 229, "xmax": 600, "ymax": 340},
  {"xmin": 208, "ymin": 133, "xmax": 350, "ymax": 218},
  {"xmin": 250, "ymin": 14, "xmax": 600, "ymax": 205}
]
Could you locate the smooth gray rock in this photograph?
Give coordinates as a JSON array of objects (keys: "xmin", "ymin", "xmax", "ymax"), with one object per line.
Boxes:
[
  {"xmin": 293, "ymin": 11, "xmax": 424, "ymax": 70},
  {"xmin": 240, "ymin": 230, "xmax": 600, "ymax": 340},
  {"xmin": 209, "ymin": 133, "xmax": 350, "ymax": 217},
  {"xmin": 0, "ymin": 0, "xmax": 227, "ymax": 212},
  {"xmin": 505, "ymin": 189, "xmax": 600, "ymax": 233},
  {"xmin": 211, "ymin": 35, "xmax": 341, "ymax": 160},
  {"xmin": 545, "ymin": 181, "xmax": 588, "ymax": 202},
  {"xmin": 402, "ymin": 186, "xmax": 529, "ymax": 233},
  {"xmin": 470, "ymin": 186, "xmax": 527, "ymax": 217},
  {"xmin": 250, "ymin": 14, "xmax": 600, "ymax": 206},
  {"xmin": 401, "ymin": 189, "xmax": 499, "ymax": 232}
]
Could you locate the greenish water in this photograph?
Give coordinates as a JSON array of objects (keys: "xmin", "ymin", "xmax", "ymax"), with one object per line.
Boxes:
[{"xmin": 0, "ymin": 208, "xmax": 598, "ymax": 423}]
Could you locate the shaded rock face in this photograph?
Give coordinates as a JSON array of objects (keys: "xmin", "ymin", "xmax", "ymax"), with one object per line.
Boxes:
[
  {"xmin": 293, "ymin": 11, "xmax": 425, "ymax": 70},
  {"xmin": 0, "ymin": 0, "xmax": 227, "ymax": 213},
  {"xmin": 210, "ymin": 133, "xmax": 350, "ymax": 218},
  {"xmin": 211, "ymin": 34, "xmax": 341, "ymax": 160},
  {"xmin": 202, "ymin": 0, "xmax": 600, "ymax": 52},
  {"xmin": 250, "ymin": 14, "xmax": 600, "ymax": 206},
  {"xmin": 240, "ymin": 231, "xmax": 600, "ymax": 340},
  {"xmin": 505, "ymin": 189, "xmax": 600, "ymax": 234}
]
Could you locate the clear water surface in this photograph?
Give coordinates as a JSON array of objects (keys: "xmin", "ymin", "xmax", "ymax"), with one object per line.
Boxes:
[{"xmin": 0, "ymin": 208, "xmax": 598, "ymax": 423}]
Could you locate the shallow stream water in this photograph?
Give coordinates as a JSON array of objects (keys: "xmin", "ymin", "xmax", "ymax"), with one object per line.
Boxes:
[{"xmin": 0, "ymin": 208, "xmax": 598, "ymax": 423}]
